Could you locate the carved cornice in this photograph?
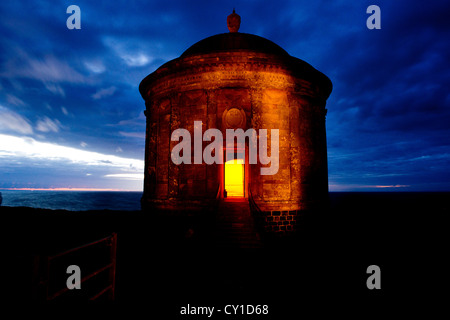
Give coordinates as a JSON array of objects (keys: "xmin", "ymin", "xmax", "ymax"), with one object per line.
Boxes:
[{"xmin": 141, "ymin": 51, "xmax": 331, "ymax": 101}]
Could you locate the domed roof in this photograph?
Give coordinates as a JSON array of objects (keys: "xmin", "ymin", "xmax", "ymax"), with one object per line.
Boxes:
[
  {"xmin": 140, "ymin": 11, "xmax": 332, "ymax": 100},
  {"xmin": 181, "ymin": 32, "xmax": 290, "ymax": 57}
]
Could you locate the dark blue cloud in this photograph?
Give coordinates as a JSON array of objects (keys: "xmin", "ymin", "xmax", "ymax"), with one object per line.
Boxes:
[{"xmin": 0, "ymin": 0, "xmax": 449, "ymax": 191}]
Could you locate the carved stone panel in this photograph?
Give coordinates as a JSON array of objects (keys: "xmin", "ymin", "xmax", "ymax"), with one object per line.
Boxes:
[{"xmin": 222, "ymin": 107, "xmax": 246, "ymax": 129}]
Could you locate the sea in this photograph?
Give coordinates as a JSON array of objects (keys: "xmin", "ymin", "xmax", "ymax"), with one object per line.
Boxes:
[
  {"xmin": 0, "ymin": 190, "xmax": 448, "ymax": 213},
  {"xmin": 0, "ymin": 190, "xmax": 142, "ymax": 211}
]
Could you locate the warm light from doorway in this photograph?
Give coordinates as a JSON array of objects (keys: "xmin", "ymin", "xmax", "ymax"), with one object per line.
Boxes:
[{"xmin": 225, "ymin": 159, "xmax": 244, "ymax": 197}]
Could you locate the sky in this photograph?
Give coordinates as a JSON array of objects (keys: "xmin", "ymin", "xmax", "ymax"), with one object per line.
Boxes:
[{"xmin": 0, "ymin": 0, "xmax": 449, "ymax": 192}]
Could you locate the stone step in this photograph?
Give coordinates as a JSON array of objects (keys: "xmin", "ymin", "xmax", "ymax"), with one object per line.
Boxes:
[{"xmin": 214, "ymin": 198, "xmax": 262, "ymax": 248}]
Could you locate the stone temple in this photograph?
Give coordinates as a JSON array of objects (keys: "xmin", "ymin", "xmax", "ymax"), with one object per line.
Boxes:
[{"xmin": 139, "ymin": 10, "xmax": 332, "ymax": 233}]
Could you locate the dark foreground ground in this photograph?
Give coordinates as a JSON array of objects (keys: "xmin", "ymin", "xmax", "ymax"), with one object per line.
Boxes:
[{"xmin": 1, "ymin": 192, "xmax": 448, "ymax": 316}]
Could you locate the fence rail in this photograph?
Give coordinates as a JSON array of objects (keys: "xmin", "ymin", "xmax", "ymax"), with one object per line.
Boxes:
[{"xmin": 33, "ymin": 232, "xmax": 117, "ymax": 301}]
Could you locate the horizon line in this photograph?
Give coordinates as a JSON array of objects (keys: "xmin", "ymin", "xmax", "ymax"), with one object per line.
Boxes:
[{"xmin": 0, "ymin": 187, "xmax": 143, "ymax": 192}]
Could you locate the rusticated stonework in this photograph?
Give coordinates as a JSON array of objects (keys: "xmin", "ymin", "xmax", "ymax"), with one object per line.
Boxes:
[{"xmin": 139, "ymin": 31, "xmax": 332, "ymax": 232}]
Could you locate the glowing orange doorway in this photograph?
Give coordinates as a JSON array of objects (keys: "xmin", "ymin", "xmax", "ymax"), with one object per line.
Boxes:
[{"xmin": 224, "ymin": 159, "xmax": 244, "ymax": 197}]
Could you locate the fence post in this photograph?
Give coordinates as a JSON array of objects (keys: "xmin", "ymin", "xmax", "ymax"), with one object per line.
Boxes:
[
  {"xmin": 45, "ymin": 255, "xmax": 50, "ymax": 300},
  {"xmin": 31, "ymin": 255, "xmax": 41, "ymax": 300},
  {"xmin": 108, "ymin": 233, "xmax": 117, "ymax": 300}
]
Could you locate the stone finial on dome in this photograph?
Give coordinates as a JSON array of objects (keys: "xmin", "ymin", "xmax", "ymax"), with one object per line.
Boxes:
[{"xmin": 227, "ymin": 9, "xmax": 241, "ymax": 33}]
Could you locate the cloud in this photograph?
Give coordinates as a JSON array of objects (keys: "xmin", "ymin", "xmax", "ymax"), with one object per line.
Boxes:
[
  {"xmin": 104, "ymin": 173, "xmax": 144, "ymax": 180},
  {"xmin": 2, "ymin": 50, "xmax": 86, "ymax": 84},
  {"xmin": 102, "ymin": 37, "xmax": 153, "ymax": 67},
  {"xmin": 120, "ymin": 53, "xmax": 151, "ymax": 67},
  {"xmin": 0, "ymin": 134, "xmax": 144, "ymax": 172},
  {"xmin": 61, "ymin": 107, "xmax": 69, "ymax": 116},
  {"xmin": 119, "ymin": 131, "xmax": 145, "ymax": 139},
  {"xmin": 0, "ymin": 106, "xmax": 33, "ymax": 134},
  {"xmin": 374, "ymin": 185, "xmax": 410, "ymax": 188},
  {"xmin": 6, "ymin": 94, "xmax": 26, "ymax": 106},
  {"xmin": 92, "ymin": 86, "xmax": 116, "ymax": 100},
  {"xmin": 36, "ymin": 116, "xmax": 61, "ymax": 133},
  {"xmin": 44, "ymin": 82, "xmax": 65, "ymax": 97},
  {"xmin": 84, "ymin": 60, "xmax": 106, "ymax": 74}
]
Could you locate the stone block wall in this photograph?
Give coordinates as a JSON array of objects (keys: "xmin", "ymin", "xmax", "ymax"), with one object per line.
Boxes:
[{"xmin": 264, "ymin": 210, "xmax": 299, "ymax": 233}]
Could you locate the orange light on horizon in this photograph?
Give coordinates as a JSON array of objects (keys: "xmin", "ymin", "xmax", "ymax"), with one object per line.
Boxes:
[{"xmin": 225, "ymin": 159, "xmax": 244, "ymax": 197}]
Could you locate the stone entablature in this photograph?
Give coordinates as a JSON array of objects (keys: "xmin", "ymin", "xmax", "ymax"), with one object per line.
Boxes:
[{"xmin": 141, "ymin": 52, "xmax": 330, "ymax": 103}]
